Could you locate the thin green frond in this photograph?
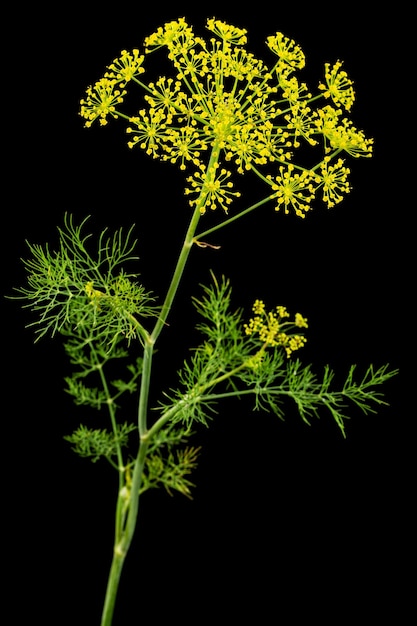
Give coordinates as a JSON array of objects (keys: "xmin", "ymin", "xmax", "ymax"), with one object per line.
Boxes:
[
  {"xmin": 12, "ymin": 214, "xmax": 158, "ymax": 345},
  {"xmin": 140, "ymin": 422, "xmax": 201, "ymax": 498},
  {"xmin": 63, "ymin": 330, "xmax": 143, "ymax": 410},
  {"xmin": 64, "ymin": 422, "xmax": 137, "ymax": 463},
  {"xmin": 341, "ymin": 363, "xmax": 398, "ymax": 415},
  {"xmin": 234, "ymin": 359, "xmax": 399, "ymax": 436},
  {"xmin": 64, "ymin": 378, "xmax": 108, "ymax": 409}
]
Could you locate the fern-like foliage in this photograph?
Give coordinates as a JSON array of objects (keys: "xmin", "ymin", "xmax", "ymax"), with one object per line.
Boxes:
[
  {"xmin": 140, "ymin": 424, "xmax": 201, "ymax": 498},
  {"xmin": 13, "ymin": 214, "xmax": 158, "ymax": 346},
  {"xmin": 64, "ymin": 423, "xmax": 137, "ymax": 463},
  {"xmin": 238, "ymin": 357, "xmax": 396, "ymax": 435},
  {"xmin": 157, "ymin": 275, "xmax": 398, "ymax": 436},
  {"xmin": 62, "ymin": 317, "xmax": 143, "ymax": 409}
]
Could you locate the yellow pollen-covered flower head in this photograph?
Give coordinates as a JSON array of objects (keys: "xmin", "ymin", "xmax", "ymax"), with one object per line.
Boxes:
[
  {"xmin": 79, "ymin": 17, "xmax": 373, "ymax": 219},
  {"xmin": 244, "ymin": 300, "xmax": 308, "ymax": 357},
  {"xmin": 319, "ymin": 61, "xmax": 355, "ymax": 111}
]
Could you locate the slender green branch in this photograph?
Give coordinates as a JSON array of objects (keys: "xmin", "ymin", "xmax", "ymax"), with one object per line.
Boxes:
[
  {"xmin": 194, "ymin": 194, "xmax": 275, "ymax": 242},
  {"xmin": 92, "ymin": 348, "xmax": 125, "ymax": 471},
  {"xmin": 137, "ymin": 340, "xmax": 154, "ymax": 436},
  {"xmin": 310, "ymin": 148, "xmax": 344, "ymax": 171},
  {"xmin": 147, "ymin": 352, "xmax": 263, "ymax": 438},
  {"xmin": 197, "ymin": 360, "xmax": 250, "ymax": 392},
  {"xmin": 87, "ymin": 343, "xmax": 130, "ymax": 559},
  {"xmin": 151, "ymin": 143, "xmax": 221, "ymax": 344},
  {"xmin": 126, "ymin": 312, "xmax": 152, "ymax": 345},
  {"xmin": 150, "ymin": 204, "xmax": 201, "ymax": 344}
]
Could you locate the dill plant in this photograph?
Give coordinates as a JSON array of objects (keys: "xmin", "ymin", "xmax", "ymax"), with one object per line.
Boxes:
[{"xmin": 13, "ymin": 18, "xmax": 397, "ymax": 626}]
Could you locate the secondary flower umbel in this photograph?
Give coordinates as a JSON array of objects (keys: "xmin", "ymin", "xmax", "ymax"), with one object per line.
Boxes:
[{"xmin": 244, "ymin": 300, "xmax": 308, "ymax": 357}]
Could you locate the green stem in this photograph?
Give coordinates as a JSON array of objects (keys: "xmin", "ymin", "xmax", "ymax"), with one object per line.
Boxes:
[
  {"xmin": 146, "ymin": 355, "xmax": 257, "ymax": 439},
  {"xmin": 94, "ymin": 353, "xmax": 125, "ymax": 472},
  {"xmin": 194, "ymin": 193, "xmax": 275, "ymax": 242},
  {"xmin": 151, "ymin": 144, "xmax": 222, "ymax": 344},
  {"xmin": 100, "ymin": 551, "xmax": 126, "ymax": 626},
  {"xmin": 100, "ymin": 438, "xmax": 150, "ymax": 626},
  {"xmin": 100, "ymin": 143, "xmax": 222, "ymax": 626}
]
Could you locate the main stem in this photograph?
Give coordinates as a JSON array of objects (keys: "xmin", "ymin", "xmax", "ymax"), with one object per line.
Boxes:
[{"xmin": 100, "ymin": 144, "xmax": 221, "ymax": 626}]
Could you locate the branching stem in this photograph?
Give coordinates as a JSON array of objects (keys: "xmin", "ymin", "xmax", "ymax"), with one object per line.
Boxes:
[
  {"xmin": 100, "ymin": 143, "xmax": 221, "ymax": 626},
  {"xmin": 194, "ymin": 194, "xmax": 275, "ymax": 241}
]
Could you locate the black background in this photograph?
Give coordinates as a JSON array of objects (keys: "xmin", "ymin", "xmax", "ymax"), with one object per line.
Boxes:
[{"xmin": 3, "ymin": 3, "xmax": 409, "ymax": 625}]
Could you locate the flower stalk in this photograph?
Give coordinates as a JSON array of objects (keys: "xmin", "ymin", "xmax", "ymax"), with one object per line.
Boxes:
[{"xmin": 100, "ymin": 142, "xmax": 222, "ymax": 625}]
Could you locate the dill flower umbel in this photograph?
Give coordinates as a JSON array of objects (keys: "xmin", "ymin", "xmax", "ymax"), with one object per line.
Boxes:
[
  {"xmin": 266, "ymin": 32, "xmax": 305, "ymax": 70},
  {"xmin": 80, "ymin": 78, "xmax": 126, "ymax": 127},
  {"xmin": 266, "ymin": 165, "xmax": 320, "ymax": 218},
  {"xmin": 319, "ymin": 157, "xmax": 351, "ymax": 208},
  {"xmin": 244, "ymin": 301, "xmax": 308, "ymax": 357},
  {"xmin": 315, "ymin": 106, "xmax": 373, "ymax": 157},
  {"xmin": 285, "ymin": 102, "xmax": 318, "ymax": 147},
  {"xmin": 185, "ymin": 164, "xmax": 241, "ymax": 213},
  {"xmin": 319, "ymin": 61, "xmax": 355, "ymax": 111},
  {"xmin": 206, "ymin": 18, "xmax": 247, "ymax": 45},
  {"xmin": 126, "ymin": 109, "xmax": 168, "ymax": 156},
  {"xmin": 105, "ymin": 49, "xmax": 145, "ymax": 86},
  {"xmin": 80, "ymin": 17, "xmax": 373, "ymax": 218}
]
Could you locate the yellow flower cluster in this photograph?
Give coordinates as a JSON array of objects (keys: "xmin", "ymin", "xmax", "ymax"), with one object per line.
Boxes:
[
  {"xmin": 315, "ymin": 106, "xmax": 373, "ymax": 157},
  {"xmin": 266, "ymin": 165, "xmax": 320, "ymax": 218},
  {"xmin": 319, "ymin": 61, "xmax": 355, "ymax": 111},
  {"xmin": 206, "ymin": 18, "xmax": 247, "ymax": 45},
  {"xmin": 266, "ymin": 32, "xmax": 305, "ymax": 70},
  {"xmin": 80, "ymin": 17, "xmax": 373, "ymax": 216},
  {"xmin": 185, "ymin": 163, "xmax": 241, "ymax": 213},
  {"xmin": 244, "ymin": 300, "xmax": 308, "ymax": 357},
  {"xmin": 80, "ymin": 79, "xmax": 126, "ymax": 127},
  {"xmin": 105, "ymin": 49, "xmax": 145, "ymax": 86},
  {"xmin": 320, "ymin": 157, "xmax": 351, "ymax": 208}
]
